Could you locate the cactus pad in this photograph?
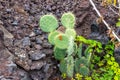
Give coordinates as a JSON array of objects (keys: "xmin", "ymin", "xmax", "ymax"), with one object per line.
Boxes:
[
  {"xmin": 39, "ymin": 14, "xmax": 58, "ymax": 32},
  {"xmin": 75, "ymin": 57, "xmax": 88, "ymax": 73},
  {"xmin": 61, "ymin": 12, "xmax": 75, "ymax": 29},
  {"xmin": 60, "ymin": 59, "xmax": 67, "ymax": 73},
  {"xmin": 65, "ymin": 29, "xmax": 76, "ymax": 38},
  {"xmin": 79, "ymin": 66, "xmax": 89, "ymax": 76},
  {"xmin": 54, "ymin": 34, "xmax": 69, "ymax": 49},
  {"xmin": 54, "ymin": 47, "xmax": 66, "ymax": 60},
  {"xmin": 48, "ymin": 31, "xmax": 59, "ymax": 45},
  {"xmin": 66, "ymin": 56, "xmax": 74, "ymax": 77}
]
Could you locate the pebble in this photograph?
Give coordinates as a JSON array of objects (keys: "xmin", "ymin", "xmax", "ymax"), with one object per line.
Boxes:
[
  {"xmin": 35, "ymin": 37, "xmax": 42, "ymax": 44},
  {"xmin": 12, "ymin": 21, "xmax": 18, "ymax": 26},
  {"xmin": 22, "ymin": 37, "xmax": 31, "ymax": 46},
  {"xmin": 34, "ymin": 28, "xmax": 42, "ymax": 35},
  {"xmin": 31, "ymin": 61, "xmax": 45, "ymax": 70},
  {"xmin": 29, "ymin": 32, "xmax": 35, "ymax": 37},
  {"xmin": 29, "ymin": 51, "xmax": 46, "ymax": 60},
  {"xmin": 6, "ymin": 8, "xmax": 12, "ymax": 13},
  {"xmin": 35, "ymin": 44, "xmax": 42, "ymax": 50},
  {"xmin": 24, "ymin": 4, "xmax": 30, "ymax": 11},
  {"xmin": 42, "ymin": 42, "xmax": 52, "ymax": 48}
]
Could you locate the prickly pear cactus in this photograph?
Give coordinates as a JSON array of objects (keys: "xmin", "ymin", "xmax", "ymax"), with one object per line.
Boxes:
[
  {"xmin": 54, "ymin": 47, "xmax": 66, "ymax": 60},
  {"xmin": 79, "ymin": 66, "xmax": 89, "ymax": 76},
  {"xmin": 75, "ymin": 57, "xmax": 88, "ymax": 73},
  {"xmin": 60, "ymin": 59, "xmax": 67, "ymax": 73},
  {"xmin": 77, "ymin": 43, "xmax": 82, "ymax": 58},
  {"xmin": 66, "ymin": 56, "xmax": 74, "ymax": 77},
  {"xmin": 61, "ymin": 12, "xmax": 75, "ymax": 29},
  {"xmin": 39, "ymin": 14, "xmax": 58, "ymax": 32},
  {"xmin": 65, "ymin": 29, "xmax": 76, "ymax": 38},
  {"xmin": 54, "ymin": 34, "xmax": 69, "ymax": 49},
  {"xmin": 48, "ymin": 31, "xmax": 59, "ymax": 45}
]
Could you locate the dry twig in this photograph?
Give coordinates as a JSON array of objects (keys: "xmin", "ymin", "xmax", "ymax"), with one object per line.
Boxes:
[{"xmin": 89, "ymin": 0, "xmax": 120, "ymax": 42}]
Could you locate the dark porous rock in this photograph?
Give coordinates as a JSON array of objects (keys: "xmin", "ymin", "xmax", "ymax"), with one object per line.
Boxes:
[
  {"xmin": 22, "ymin": 37, "xmax": 31, "ymax": 46},
  {"xmin": 35, "ymin": 37, "xmax": 43, "ymax": 44},
  {"xmin": 35, "ymin": 44, "xmax": 42, "ymax": 50},
  {"xmin": 29, "ymin": 50, "xmax": 46, "ymax": 60},
  {"xmin": 30, "ymin": 61, "xmax": 46, "ymax": 70},
  {"xmin": 42, "ymin": 49, "xmax": 53, "ymax": 55},
  {"xmin": 43, "ymin": 64, "xmax": 54, "ymax": 80},
  {"xmin": 114, "ymin": 47, "xmax": 120, "ymax": 64},
  {"xmin": 42, "ymin": 41, "xmax": 52, "ymax": 48},
  {"xmin": 12, "ymin": 20, "xmax": 18, "ymax": 26},
  {"xmin": 4, "ymin": 38, "xmax": 13, "ymax": 47},
  {"xmin": 34, "ymin": 28, "xmax": 42, "ymax": 35},
  {"xmin": 0, "ymin": 60, "xmax": 28, "ymax": 80},
  {"xmin": 30, "ymin": 71, "xmax": 45, "ymax": 80},
  {"xmin": 14, "ymin": 39, "xmax": 22, "ymax": 47},
  {"xmin": 79, "ymin": 0, "xmax": 90, "ymax": 10},
  {"xmin": 0, "ymin": 30, "xmax": 4, "ymax": 51},
  {"xmin": 15, "ymin": 57, "xmax": 31, "ymax": 71},
  {"xmin": 16, "ymin": 69, "xmax": 31, "ymax": 80},
  {"xmin": 15, "ymin": 48, "xmax": 31, "ymax": 71}
]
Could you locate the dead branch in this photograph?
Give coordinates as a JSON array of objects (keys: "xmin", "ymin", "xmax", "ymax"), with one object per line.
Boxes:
[{"xmin": 89, "ymin": 0, "xmax": 120, "ymax": 42}]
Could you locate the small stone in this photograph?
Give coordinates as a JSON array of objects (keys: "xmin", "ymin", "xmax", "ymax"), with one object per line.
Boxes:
[
  {"xmin": 36, "ymin": 37, "xmax": 42, "ymax": 44},
  {"xmin": 42, "ymin": 49, "xmax": 53, "ymax": 54},
  {"xmin": 29, "ymin": 51, "xmax": 46, "ymax": 60},
  {"xmin": 6, "ymin": 8, "xmax": 12, "ymax": 13},
  {"xmin": 31, "ymin": 61, "xmax": 45, "ymax": 70},
  {"xmin": 35, "ymin": 44, "xmax": 42, "ymax": 50},
  {"xmin": 24, "ymin": 4, "xmax": 30, "ymax": 11},
  {"xmin": 29, "ymin": 32, "xmax": 35, "ymax": 37},
  {"xmin": 22, "ymin": 37, "xmax": 31, "ymax": 46},
  {"xmin": 42, "ymin": 42, "xmax": 52, "ymax": 48},
  {"xmin": 46, "ymin": 5, "xmax": 51, "ymax": 11},
  {"xmin": 34, "ymin": 28, "xmax": 42, "ymax": 35},
  {"xmin": 12, "ymin": 21, "xmax": 18, "ymax": 26}
]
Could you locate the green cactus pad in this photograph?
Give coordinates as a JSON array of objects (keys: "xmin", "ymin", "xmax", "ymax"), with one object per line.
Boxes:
[
  {"xmin": 48, "ymin": 31, "xmax": 60, "ymax": 45},
  {"xmin": 75, "ymin": 57, "xmax": 88, "ymax": 73},
  {"xmin": 66, "ymin": 56, "xmax": 74, "ymax": 77},
  {"xmin": 60, "ymin": 59, "xmax": 67, "ymax": 73},
  {"xmin": 61, "ymin": 12, "xmax": 75, "ymax": 29},
  {"xmin": 54, "ymin": 34, "xmax": 69, "ymax": 49},
  {"xmin": 54, "ymin": 47, "xmax": 66, "ymax": 60},
  {"xmin": 39, "ymin": 14, "xmax": 58, "ymax": 32},
  {"xmin": 79, "ymin": 66, "xmax": 89, "ymax": 76},
  {"xmin": 65, "ymin": 29, "xmax": 76, "ymax": 38},
  {"xmin": 77, "ymin": 43, "xmax": 82, "ymax": 58},
  {"xmin": 79, "ymin": 57, "xmax": 89, "ymax": 66}
]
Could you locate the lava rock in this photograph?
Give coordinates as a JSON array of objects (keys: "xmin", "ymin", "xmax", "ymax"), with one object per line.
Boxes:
[
  {"xmin": 22, "ymin": 37, "xmax": 31, "ymax": 46},
  {"xmin": 35, "ymin": 37, "xmax": 43, "ymax": 44},
  {"xmin": 29, "ymin": 50, "xmax": 46, "ymax": 60},
  {"xmin": 12, "ymin": 21, "xmax": 18, "ymax": 26},
  {"xmin": 31, "ymin": 61, "xmax": 46, "ymax": 70},
  {"xmin": 42, "ymin": 42, "xmax": 52, "ymax": 48},
  {"xmin": 35, "ymin": 44, "xmax": 42, "ymax": 50},
  {"xmin": 34, "ymin": 28, "xmax": 42, "ymax": 35},
  {"xmin": 114, "ymin": 47, "xmax": 120, "ymax": 64}
]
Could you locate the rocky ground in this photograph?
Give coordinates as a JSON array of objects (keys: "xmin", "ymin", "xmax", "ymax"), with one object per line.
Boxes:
[{"xmin": 0, "ymin": 0, "xmax": 119, "ymax": 80}]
